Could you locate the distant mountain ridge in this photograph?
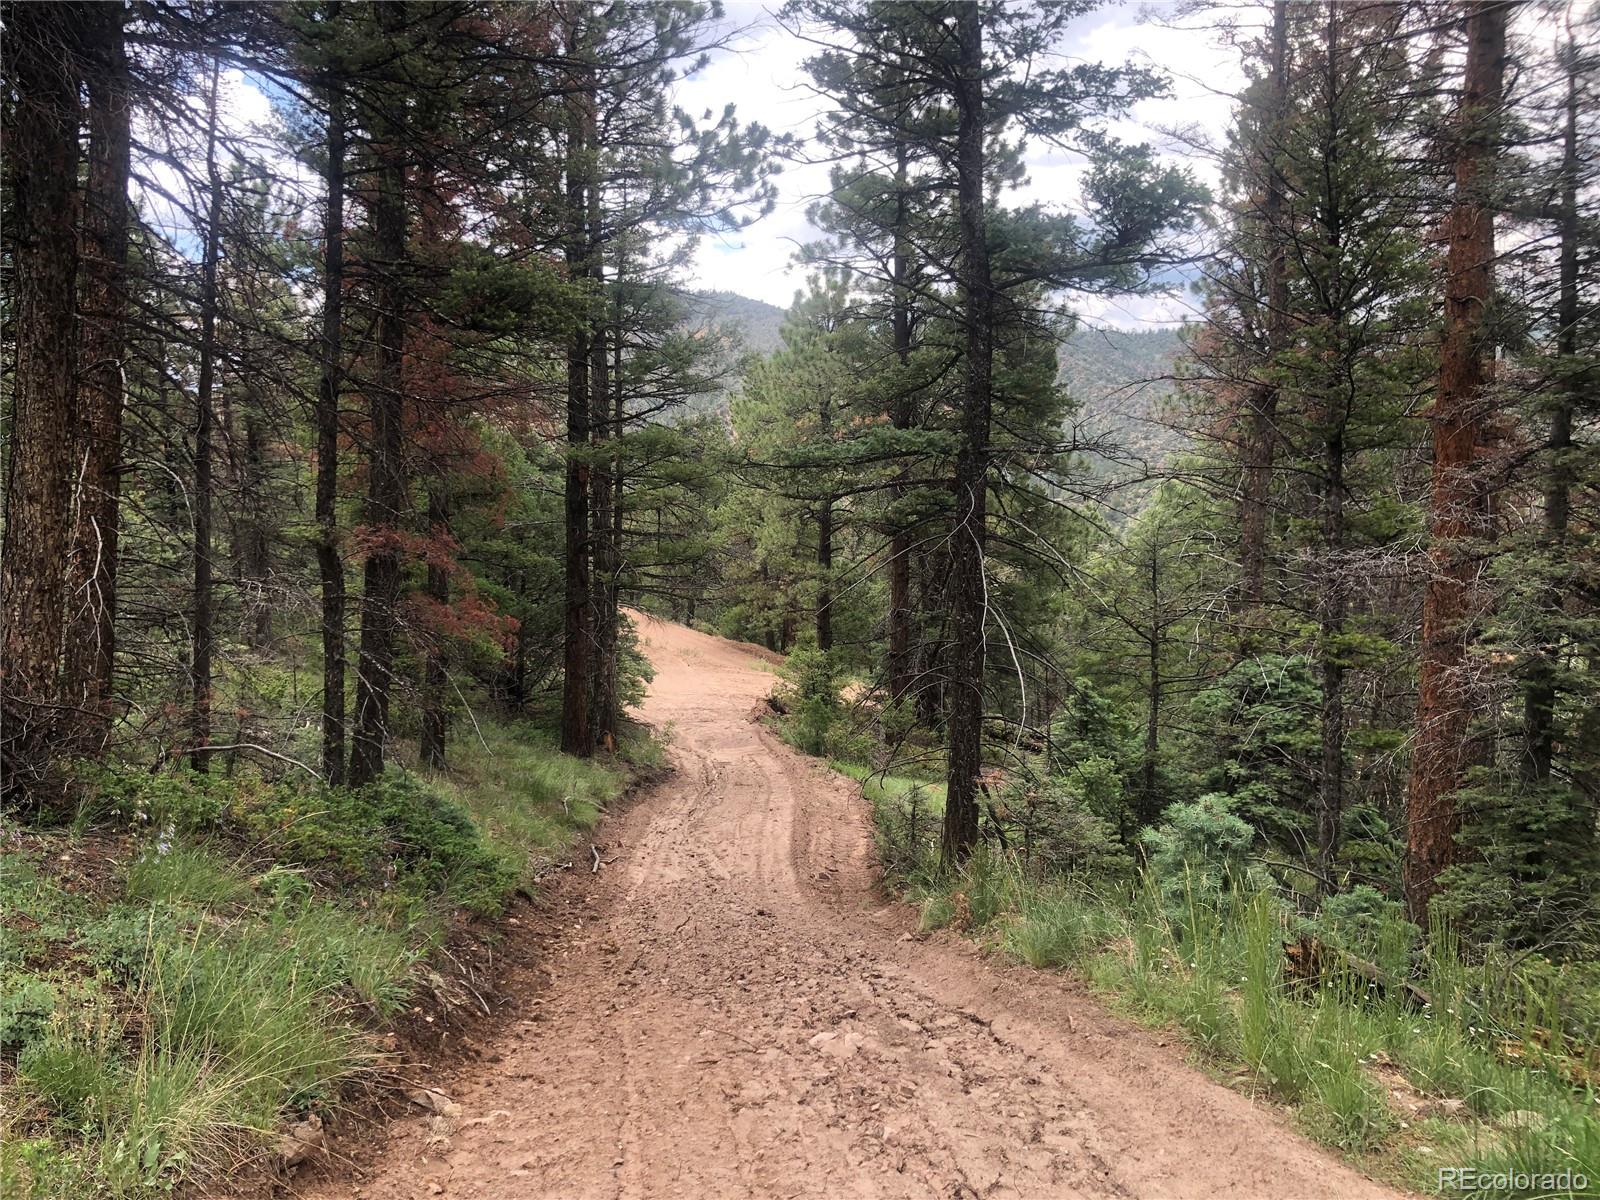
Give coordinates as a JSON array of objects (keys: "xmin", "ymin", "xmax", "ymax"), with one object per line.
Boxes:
[
  {"xmin": 1057, "ymin": 325, "xmax": 1190, "ymax": 469},
  {"xmin": 683, "ymin": 290, "xmax": 1191, "ymax": 465},
  {"xmin": 681, "ymin": 289, "xmax": 788, "ymax": 356}
]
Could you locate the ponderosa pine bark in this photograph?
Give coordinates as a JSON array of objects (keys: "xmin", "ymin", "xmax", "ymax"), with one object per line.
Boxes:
[
  {"xmin": 190, "ymin": 60, "xmax": 225, "ymax": 772},
  {"xmin": 1404, "ymin": 0, "xmax": 1507, "ymax": 921},
  {"xmin": 349, "ymin": 82, "xmax": 411, "ymax": 787},
  {"xmin": 560, "ymin": 33, "xmax": 596, "ymax": 759},
  {"xmin": 64, "ymin": 0, "xmax": 132, "ymax": 752},
  {"xmin": 941, "ymin": 1, "xmax": 992, "ymax": 870},
  {"xmin": 315, "ymin": 65, "xmax": 348, "ymax": 786},
  {"xmin": 0, "ymin": 3, "xmax": 82, "ymax": 801}
]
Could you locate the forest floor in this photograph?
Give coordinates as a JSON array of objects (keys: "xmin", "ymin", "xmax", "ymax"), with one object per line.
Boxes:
[{"xmin": 304, "ymin": 615, "xmax": 1400, "ymax": 1200}]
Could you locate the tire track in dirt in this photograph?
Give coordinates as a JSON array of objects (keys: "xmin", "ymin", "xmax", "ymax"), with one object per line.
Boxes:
[{"xmin": 304, "ymin": 614, "xmax": 1402, "ymax": 1200}]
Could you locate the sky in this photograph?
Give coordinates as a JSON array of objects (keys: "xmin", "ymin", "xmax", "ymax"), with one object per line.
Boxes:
[{"xmin": 673, "ymin": 2, "xmax": 1246, "ymax": 329}]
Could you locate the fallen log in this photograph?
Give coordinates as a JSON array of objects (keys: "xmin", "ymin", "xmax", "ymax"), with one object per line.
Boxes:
[{"xmin": 1283, "ymin": 936, "xmax": 1432, "ymax": 1010}]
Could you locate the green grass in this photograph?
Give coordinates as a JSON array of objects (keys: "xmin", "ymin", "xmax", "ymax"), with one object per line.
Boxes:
[
  {"xmin": 1, "ymin": 713, "xmax": 655, "ymax": 1199},
  {"xmin": 431, "ymin": 720, "xmax": 624, "ymax": 886},
  {"xmin": 124, "ymin": 844, "xmax": 253, "ymax": 908}
]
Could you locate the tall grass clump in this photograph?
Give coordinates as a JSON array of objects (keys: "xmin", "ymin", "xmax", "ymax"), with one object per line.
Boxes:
[
  {"xmin": 124, "ymin": 843, "xmax": 252, "ymax": 908},
  {"xmin": 1002, "ymin": 887, "xmax": 1117, "ymax": 969},
  {"xmin": 145, "ymin": 927, "xmax": 373, "ymax": 1117}
]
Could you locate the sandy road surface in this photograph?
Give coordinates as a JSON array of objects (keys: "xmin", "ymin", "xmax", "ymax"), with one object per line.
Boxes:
[{"xmin": 307, "ymin": 614, "xmax": 1398, "ymax": 1200}]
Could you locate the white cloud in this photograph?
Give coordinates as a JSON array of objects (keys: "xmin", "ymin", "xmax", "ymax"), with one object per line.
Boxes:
[{"xmin": 676, "ymin": 8, "xmax": 832, "ymax": 307}]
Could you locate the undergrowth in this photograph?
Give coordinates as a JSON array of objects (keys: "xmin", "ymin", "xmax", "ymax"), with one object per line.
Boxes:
[{"xmin": 0, "ymin": 716, "xmax": 654, "ymax": 1199}]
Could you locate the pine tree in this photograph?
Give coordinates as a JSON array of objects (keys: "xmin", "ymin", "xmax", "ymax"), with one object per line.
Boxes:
[
  {"xmin": 1, "ymin": 3, "xmax": 85, "ymax": 802},
  {"xmin": 63, "ymin": 0, "xmax": 133, "ymax": 753},
  {"xmin": 1405, "ymin": 0, "xmax": 1511, "ymax": 920}
]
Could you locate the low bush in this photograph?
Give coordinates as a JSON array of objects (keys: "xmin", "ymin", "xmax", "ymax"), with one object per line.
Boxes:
[
  {"xmin": 775, "ymin": 646, "xmax": 844, "ymax": 757},
  {"xmin": 237, "ymin": 773, "xmax": 516, "ymax": 914}
]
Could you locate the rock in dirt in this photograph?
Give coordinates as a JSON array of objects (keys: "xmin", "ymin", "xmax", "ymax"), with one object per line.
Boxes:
[
  {"xmin": 276, "ymin": 1113, "xmax": 326, "ymax": 1169},
  {"xmin": 808, "ymin": 1030, "xmax": 865, "ymax": 1059},
  {"xmin": 408, "ymin": 1088, "xmax": 463, "ymax": 1118}
]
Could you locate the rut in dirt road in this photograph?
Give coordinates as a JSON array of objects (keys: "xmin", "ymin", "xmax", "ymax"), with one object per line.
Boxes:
[{"xmin": 310, "ymin": 615, "xmax": 1400, "ymax": 1200}]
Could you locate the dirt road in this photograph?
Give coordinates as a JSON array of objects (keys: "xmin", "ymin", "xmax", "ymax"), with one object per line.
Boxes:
[{"xmin": 310, "ymin": 615, "xmax": 1398, "ymax": 1200}]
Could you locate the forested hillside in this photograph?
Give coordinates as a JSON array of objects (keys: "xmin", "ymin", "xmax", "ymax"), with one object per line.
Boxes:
[
  {"xmin": 1, "ymin": 1, "xmax": 1597, "ymax": 1197},
  {"xmin": 684, "ymin": 289, "xmax": 1188, "ymax": 467},
  {"xmin": 684, "ymin": 289, "xmax": 789, "ymax": 356},
  {"xmin": 1058, "ymin": 325, "xmax": 1188, "ymax": 470}
]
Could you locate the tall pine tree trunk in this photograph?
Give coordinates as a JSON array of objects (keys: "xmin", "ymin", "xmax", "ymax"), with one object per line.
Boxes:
[
  {"xmin": 612, "ymin": 292, "xmax": 625, "ymax": 650},
  {"xmin": 1238, "ymin": 0, "xmax": 1290, "ymax": 616},
  {"xmin": 1318, "ymin": 426, "xmax": 1347, "ymax": 881},
  {"xmin": 1, "ymin": 4, "xmax": 81, "ymax": 801},
  {"xmin": 65, "ymin": 1, "xmax": 131, "ymax": 753},
  {"xmin": 816, "ymin": 382, "xmax": 835, "ymax": 653},
  {"xmin": 237, "ymin": 400, "xmax": 273, "ymax": 648},
  {"xmin": 1404, "ymin": 1, "xmax": 1506, "ymax": 921},
  {"xmin": 315, "ymin": 70, "xmax": 348, "ymax": 786},
  {"xmin": 591, "ymin": 236, "xmax": 619, "ymax": 747},
  {"xmin": 915, "ymin": 561, "xmax": 949, "ymax": 728},
  {"xmin": 560, "ymin": 37, "xmax": 595, "ymax": 758},
  {"xmin": 816, "ymin": 501, "xmax": 834, "ymax": 652},
  {"xmin": 1141, "ymin": 553, "xmax": 1161, "ymax": 827},
  {"xmin": 349, "ymin": 97, "xmax": 410, "ymax": 787},
  {"xmin": 1522, "ymin": 43, "xmax": 1579, "ymax": 785},
  {"xmin": 887, "ymin": 138, "xmax": 916, "ymax": 703},
  {"xmin": 190, "ymin": 61, "xmax": 224, "ymax": 772},
  {"xmin": 1313, "ymin": 2, "xmax": 1349, "ymax": 886},
  {"xmin": 941, "ymin": 3, "xmax": 992, "ymax": 870}
]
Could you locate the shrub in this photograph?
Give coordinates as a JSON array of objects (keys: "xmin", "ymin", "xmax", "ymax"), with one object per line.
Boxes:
[
  {"xmin": 1184, "ymin": 655, "xmax": 1319, "ymax": 848},
  {"xmin": 1315, "ymin": 885, "xmax": 1418, "ymax": 977},
  {"xmin": 0, "ymin": 853, "xmax": 89, "ymax": 970},
  {"xmin": 0, "ymin": 975, "xmax": 58, "ymax": 1053},
  {"xmin": 776, "ymin": 646, "xmax": 842, "ymax": 757},
  {"xmin": 1140, "ymin": 792, "xmax": 1256, "ymax": 924},
  {"xmin": 78, "ymin": 904, "xmax": 186, "ymax": 986},
  {"xmin": 1007, "ymin": 773, "xmax": 1136, "ymax": 879},
  {"xmin": 237, "ymin": 773, "xmax": 516, "ymax": 914},
  {"xmin": 1438, "ymin": 770, "xmax": 1600, "ymax": 952},
  {"xmin": 19, "ymin": 1037, "xmax": 120, "ymax": 1129},
  {"xmin": 72, "ymin": 765, "xmax": 239, "ymax": 834}
]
